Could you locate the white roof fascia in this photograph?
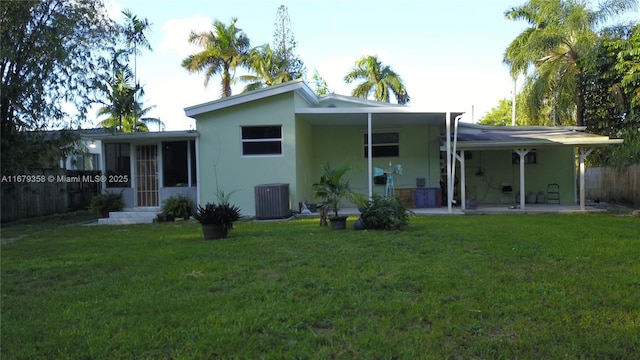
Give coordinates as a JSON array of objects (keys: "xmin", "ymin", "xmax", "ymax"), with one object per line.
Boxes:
[
  {"xmin": 184, "ymin": 80, "xmax": 318, "ymax": 117},
  {"xmin": 84, "ymin": 130, "xmax": 199, "ymax": 141},
  {"xmin": 318, "ymin": 93, "xmax": 397, "ymax": 107},
  {"xmin": 295, "ymin": 107, "xmax": 457, "ymax": 115}
]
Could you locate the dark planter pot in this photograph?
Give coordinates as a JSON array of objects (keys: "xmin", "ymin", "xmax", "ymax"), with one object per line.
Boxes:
[
  {"xmin": 201, "ymin": 224, "xmax": 228, "ymax": 240},
  {"xmin": 329, "ymin": 216, "xmax": 348, "ymax": 230}
]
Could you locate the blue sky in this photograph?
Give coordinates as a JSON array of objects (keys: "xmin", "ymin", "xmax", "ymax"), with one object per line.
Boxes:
[{"xmin": 101, "ymin": 0, "xmax": 638, "ymax": 130}]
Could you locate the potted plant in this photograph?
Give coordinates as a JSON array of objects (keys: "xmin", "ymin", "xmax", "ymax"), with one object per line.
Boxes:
[
  {"xmin": 90, "ymin": 191, "xmax": 125, "ymax": 218},
  {"xmin": 312, "ymin": 161, "xmax": 366, "ymax": 230},
  {"xmin": 193, "ymin": 190, "xmax": 241, "ymax": 239}
]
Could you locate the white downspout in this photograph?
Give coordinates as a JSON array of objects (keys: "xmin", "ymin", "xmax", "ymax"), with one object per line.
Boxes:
[
  {"xmin": 458, "ymin": 151, "xmax": 466, "ymax": 210},
  {"xmin": 367, "ymin": 113, "xmax": 373, "ymax": 199},
  {"xmin": 446, "ymin": 112, "xmax": 452, "ymax": 213},
  {"xmin": 450, "ymin": 115, "xmax": 463, "ymax": 211}
]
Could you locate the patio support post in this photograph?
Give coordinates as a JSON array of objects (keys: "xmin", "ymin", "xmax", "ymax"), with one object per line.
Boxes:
[
  {"xmin": 367, "ymin": 112, "xmax": 373, "ymax": 199},
  {"xmin": 579, "ymin": 147, "xmax": 594, "ymax": 210},
  {"xmin": 445, "ymin": 112, "xmax": 452, "ymax": 213},
  {"xmin": 515, "ymin": 149, "xmax": 530, "ymax": 210}
]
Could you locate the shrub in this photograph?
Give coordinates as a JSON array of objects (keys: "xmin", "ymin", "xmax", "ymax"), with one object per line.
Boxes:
[
  {"xmin": 360, "ymin": 194, "xmax": 410, "ymax": 230},
  {"xmin": 90, "ymin": 191, "xmax": 125, "ymax": 218},
  {"xmin": 161, "ymin": 194, "xmax": 195, "ymax": 219}
]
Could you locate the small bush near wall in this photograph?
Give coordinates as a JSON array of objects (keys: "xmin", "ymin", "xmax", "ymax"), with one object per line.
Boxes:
[
  {"xmin": 161, "ymin": 195, "xmax": 196, "ymax": 219},
  {"xmin": 360, "ymin": 194, "xmax": 410, "ymax": 230}
]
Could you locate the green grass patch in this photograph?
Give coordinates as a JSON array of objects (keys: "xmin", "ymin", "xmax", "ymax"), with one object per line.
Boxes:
[{"xmin": 2, "ymin": 214, "xmax": 639, "ymax": 358}]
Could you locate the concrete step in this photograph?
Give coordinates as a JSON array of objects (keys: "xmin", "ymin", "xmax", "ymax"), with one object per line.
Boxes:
[
  {"xmin": 98, "ymin": 217, "xmax": 155, "ymax": 225},
  {"xmin": 97, "ymin": 207, "xmax": 160, "ymax": 225}
]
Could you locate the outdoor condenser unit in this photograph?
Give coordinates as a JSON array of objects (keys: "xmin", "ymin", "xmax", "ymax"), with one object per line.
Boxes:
[{"xmin": 254, "ymin": 183, "xmax": 290, "ymax": 220}]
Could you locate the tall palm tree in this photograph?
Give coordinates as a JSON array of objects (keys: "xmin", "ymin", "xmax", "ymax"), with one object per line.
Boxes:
[
  {"xmin": 181, "ymin": 18, "xmax": 250, "ymax": 98},
  {"xmin": 96, "ymin": 68, "xmax": 162, "ymax": 133},
  {"xmin": 237, "ymin": 44, "xmax": 294, "ymax": 92},
  {"xmin": 121, "ymin": 10, "xmax": 152, "ymax": 122},
  {"xmin": 504, "ymin": 0, "xmax": 637, "ymax": 126},
  {"xmin": 344, "ymin": 55, "xmax": 410, "ymax": 105}
]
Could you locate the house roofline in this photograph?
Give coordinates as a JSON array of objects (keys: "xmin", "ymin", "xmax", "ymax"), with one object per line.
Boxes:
[
  {"xmin": 184, "ymin": 79, "xmax": 318, "ymax": 118},
  {"xmin": 83, "ymin": 130, "xmax": 198, "ymax": 141}
]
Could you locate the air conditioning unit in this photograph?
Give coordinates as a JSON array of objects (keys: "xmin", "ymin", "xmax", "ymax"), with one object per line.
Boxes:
[{"xmin": 254, "ymin": 183, "xmax": 290, "ymax": 220}]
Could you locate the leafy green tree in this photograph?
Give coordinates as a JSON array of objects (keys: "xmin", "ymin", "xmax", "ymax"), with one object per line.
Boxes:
[
  {"xmin": 344, "ymin": 55, "xmax": 410, "ymax": 104},
  {"xmin": 479, "ymin": 99, "xmax": 513, "ymax": 126},
  {"xmin": 311, "ymin": 69, "xmax": 331, "ymax": 96},
  {"xmin": 581, "ymin": 24, "xmax": 640, "ymax": 166},
  {"xmin": 1, "ymin": 0, "xmax": 118, "ymax": 172},
  {"xmin": 182, "ymin": 18, "xmax": 250, "ymax": 98},
  {"xmin": 504, "ymin": 0, "xmax": 637, "ymax": 127},
  {"xmin": 272, "ymin": 5, "xmax": 305, "ymax": 80}
]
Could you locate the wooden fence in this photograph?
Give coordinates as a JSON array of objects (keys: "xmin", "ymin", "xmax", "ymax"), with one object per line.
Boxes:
[
  {"xmin": 1, "ymin": 170, "xmax": 68, "ymax": 223},
  {"xmin": 585, "ymin": 164, "xmax": 640, "ymax": 206}
]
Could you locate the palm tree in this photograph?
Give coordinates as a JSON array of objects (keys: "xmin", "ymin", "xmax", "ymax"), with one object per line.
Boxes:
[
  {"xmin": 237, "ymin": 44, "xmax": 295, "ymax": 92},
  {"xmin": 181, "ymin": 18, "xmax": 250, "ymax": 98},
  {"xmin": 343, "ymin": 55, "xmax": 409, "ymax": 104},
  {"xmin": 504, "ymin": 0, "xmax": 637, "ymax": 126},
  {"xmin": 121, "ymin": 10, "xmax": 152, "ymax": 122},
  {"xmin": 96, "ymin": 68, "xmax": 162, "ymax": 133}
]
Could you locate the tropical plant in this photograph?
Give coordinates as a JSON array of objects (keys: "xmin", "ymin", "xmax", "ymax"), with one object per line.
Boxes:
[
  {"xmin": 344, "ymin": 55, "xmax": 410, "ymax": 104},
  {"xmin": 237, "ymin": 44, "xmax": 295, "ymax": 92},
  {"xmin": 161, "ymin": 194, "xmax": 195, "ymax": 219},
  {"xmin": 120, "ymin": 9, "xmax": 152, "ymax": 123},
  {"xmin": 193, "ymin": 190, "xmax": 241, "ymax": 230},
  {"xmin": 503, "ymin": 0, "xmax": 637, "ymax": 127},
  {"xmin": 359, "ymin": 194, "xmax": 410, "ymax": 230},
  {"xmin": 311, "ymin": 69, "xmax": 331, "ymax": 96},
  {"xmin": 312, "ymin": 161, "xmax": 366, "ymax": 218},
  {"xmin": 95, "ymin": 67, "xmax": 161, "ymax": 133},
  {"xmin": 90, "ymin": 191, "xmax": 125, "ymax": 218},
  {"xmin": 182, "ymin": 18, "xmax": 250, "ymax": 98}
]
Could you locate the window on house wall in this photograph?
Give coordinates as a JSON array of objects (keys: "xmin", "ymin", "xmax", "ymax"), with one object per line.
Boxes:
[
  {"xmin": 105, "ymin": 143, "xmax": 131, "ymax": 187},
  {"xmin": 364, "ymin": 132, "xmax": 399, "ymax": 158},
  {"xmin": 162, "ymin": 141, "xmax": 188, "ymax": 187},
  {"xmin": 72, "ymin": 154, "xmax": 100, "ymax": 170},
  {"xmin": 241, "ymin": 125, "xmax": 282, "ymax": 156},
  {"xmin": 511, "ymin": 151, "xmax": 537, "ymax": 164}
]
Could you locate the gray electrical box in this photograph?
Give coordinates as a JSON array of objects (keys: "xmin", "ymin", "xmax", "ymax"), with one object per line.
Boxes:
[{"xmin": 254, "ymin": 183, "xmax": 290, "ymax": 219}]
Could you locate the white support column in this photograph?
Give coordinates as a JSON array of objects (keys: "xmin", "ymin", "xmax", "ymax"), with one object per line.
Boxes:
[
  {"xmin": 195, "ymin": 137, "xmax": 201, "ymax": 207},
  {"xmin": 579, "ymin": 147, "xmax": 594, "ymax": 210},
  {"xmin": 445, "ymin": 112, "xmax": 452, "ymax": 213},
  {"xmin": 457, "ymin": 151, "xmax": 466, "ymax": 210},
  {"xmin": 515, "ymin": 149, "xmax": 530, "ymax": 210},
  {"xmin": 367, "ymin": 113, "xmax": 373, "ymax": 199}
]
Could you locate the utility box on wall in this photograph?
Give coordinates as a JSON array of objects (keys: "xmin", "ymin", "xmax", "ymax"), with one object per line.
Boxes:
[
  {"xmin": 414, "ymin": 188, "xmax": 442, "ymax": 208},
  {"xmin": 254, "ymin": 183, "xmax": 290, "ymax": 219}
]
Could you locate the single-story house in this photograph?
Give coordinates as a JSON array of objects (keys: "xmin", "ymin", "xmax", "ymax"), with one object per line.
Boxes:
[{"xmin": 184, "ymin": 79, "xmax": 622, "ymax": 217}]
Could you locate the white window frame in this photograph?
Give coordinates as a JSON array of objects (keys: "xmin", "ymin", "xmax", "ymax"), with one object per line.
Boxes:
[
  {"xmin": 363, "ymin": 131, "xmax": 400, "ymax": 158},
  {"xmin": 241, "ymin": 125, "xmax": 283, "ymax": 157}
]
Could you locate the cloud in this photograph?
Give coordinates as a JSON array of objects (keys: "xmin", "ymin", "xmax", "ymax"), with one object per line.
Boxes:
[{"xmin": 158, "ymin": 15, "xmax": 213, "ymax": 57}]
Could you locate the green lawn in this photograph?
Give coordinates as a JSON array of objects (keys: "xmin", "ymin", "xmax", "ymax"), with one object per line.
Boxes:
[{"xmin": 1, "ymin": 214, "xmax": 639, "ymax": 359}]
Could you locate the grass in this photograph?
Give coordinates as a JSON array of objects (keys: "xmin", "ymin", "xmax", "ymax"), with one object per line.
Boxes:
[{"xmin": 1, "ymin": 214, "xmax": 639, "ymax": 359}]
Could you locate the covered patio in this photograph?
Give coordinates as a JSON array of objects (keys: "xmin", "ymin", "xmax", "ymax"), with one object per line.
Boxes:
[{"xmin": 444, "ymin": 121, "xmax": 623, "ymax": 213}]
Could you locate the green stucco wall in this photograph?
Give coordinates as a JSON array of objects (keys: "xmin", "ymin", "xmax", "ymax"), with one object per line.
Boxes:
[
  {"xmin": 307, "ymin": 123, "xmax": 443, "ymax": 207},
  {"xmin": 196, "ymin": 93, "xmax": 298, "ymax": 216},
  {"xmin": 461, "ymin": 147, "xmax": 576, "ymax": 204}
]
